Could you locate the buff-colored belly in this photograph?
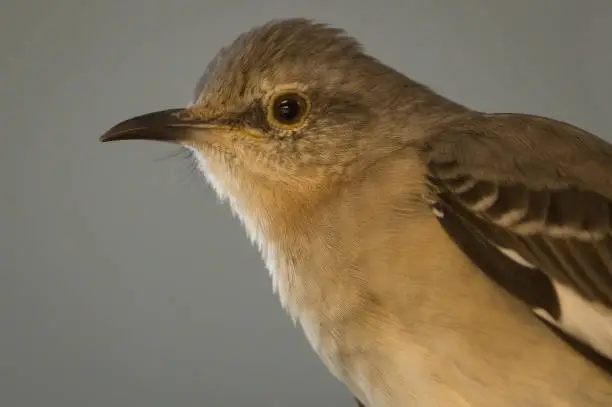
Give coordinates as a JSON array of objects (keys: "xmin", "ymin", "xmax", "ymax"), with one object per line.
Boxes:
[{"xmin": 292, "ymin": 257, "xmax": 612, "ymax": 407}]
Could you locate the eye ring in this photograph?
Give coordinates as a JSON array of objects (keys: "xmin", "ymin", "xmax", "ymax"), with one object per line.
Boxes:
[{"xmin": 267, "ymin": 91, "xmax": 311, "ymax": 129}]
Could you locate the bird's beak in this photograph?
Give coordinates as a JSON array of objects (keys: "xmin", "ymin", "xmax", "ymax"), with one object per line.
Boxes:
[{"xmin": 99, "ymin": 108, "xmax": 222, "ymax": 144}]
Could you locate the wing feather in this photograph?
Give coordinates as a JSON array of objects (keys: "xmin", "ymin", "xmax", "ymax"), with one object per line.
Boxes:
[{"xmin": 421, "ymin": 113, "xmax": 612, "ymax": 373}]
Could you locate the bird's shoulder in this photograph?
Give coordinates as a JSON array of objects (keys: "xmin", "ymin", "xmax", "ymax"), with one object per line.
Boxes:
[
  {"xmin": 421, "ymin": 112, "xmax": 612, "ymax": 193},
  {"xmin": 415, "ymin": 112, "xmax": 612, "ymax": 376}
]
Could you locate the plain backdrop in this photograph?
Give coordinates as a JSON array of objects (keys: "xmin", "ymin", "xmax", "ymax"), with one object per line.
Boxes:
[{"xmin": 1, "ymin": 0, "xmax": 611, "ymax": 406}]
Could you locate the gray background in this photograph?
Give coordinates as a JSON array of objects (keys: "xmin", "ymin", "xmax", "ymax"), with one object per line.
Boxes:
[{"xmin": 2, "ymin": 0, "xmax": 611, "ymax": 406}]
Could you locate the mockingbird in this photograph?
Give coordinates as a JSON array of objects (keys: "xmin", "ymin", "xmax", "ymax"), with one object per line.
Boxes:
[{"xmin": 100, "ymin": 18, "xmax": 612, "ymax": 406}]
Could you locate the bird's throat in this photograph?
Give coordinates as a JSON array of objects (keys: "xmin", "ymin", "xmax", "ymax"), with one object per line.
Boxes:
[{"xmin": 186, "ymin": 147, "xmax": 319, "ymax": 318}]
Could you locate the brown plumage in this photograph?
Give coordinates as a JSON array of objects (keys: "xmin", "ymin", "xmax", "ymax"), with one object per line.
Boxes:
[{"xmin": 100, "ymin": 18, "xmax": 612, "ymax": 406}]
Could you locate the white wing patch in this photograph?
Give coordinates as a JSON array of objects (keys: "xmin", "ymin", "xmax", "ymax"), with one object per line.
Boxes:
[
  {"xmin": 494, "ymin": 245, "xmax": 536, "ymax": 269},
  {"xmin": 552, "ymin": 281, "xmax": 612, "ymax": 360},
  {"xmin": 494, "ymin": 243, "xmax": 612, "ymax": 360},
  {"xmin": 432, "ymin": 207, "xmax": 444, "ymax": 218}
]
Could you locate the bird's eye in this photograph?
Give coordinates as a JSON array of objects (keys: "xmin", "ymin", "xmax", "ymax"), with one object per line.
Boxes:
[{"xmin": 268, "ymin": 92, "xmax": 310, "ymax": 128}]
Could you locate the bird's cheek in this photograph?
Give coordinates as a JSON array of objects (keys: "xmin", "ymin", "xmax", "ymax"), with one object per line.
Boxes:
[{"xmin": 237, "ymin": 128, "xmax": 266, "ymax": 140}]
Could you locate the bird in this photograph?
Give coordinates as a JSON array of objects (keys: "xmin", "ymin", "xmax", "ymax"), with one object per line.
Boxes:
[{"xmin": 99, "ymin": 18, "xmax": 612, "ymax": 406}]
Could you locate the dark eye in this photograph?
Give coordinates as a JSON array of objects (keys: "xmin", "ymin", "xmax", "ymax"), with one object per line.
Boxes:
[{"xmin": 268, "ymin": 92, "xmax": 310, "ymax": 127}]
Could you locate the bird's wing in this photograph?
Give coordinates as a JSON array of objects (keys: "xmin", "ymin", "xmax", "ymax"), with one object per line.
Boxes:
[{"xmin": 420, "ymin": 113, "xmax": 612, "ymax": 375}]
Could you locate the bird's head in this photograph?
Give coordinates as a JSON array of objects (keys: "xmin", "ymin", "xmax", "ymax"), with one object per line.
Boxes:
[{"xmin": 100, "ymin": 18, "xmax": 461, "ymax": 228}]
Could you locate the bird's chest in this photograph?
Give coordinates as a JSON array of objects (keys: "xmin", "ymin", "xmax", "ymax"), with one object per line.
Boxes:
[
  {"xmin": 263, "ymin": 239, "xmax": 439, "ymax": 407},
  {"xmin": 260, "ymin": 221, "xmax": 501, "ymax": 407},
  {"xmin": 263, "ymin": 242, "xmax": 347, "ymax": 373}
]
